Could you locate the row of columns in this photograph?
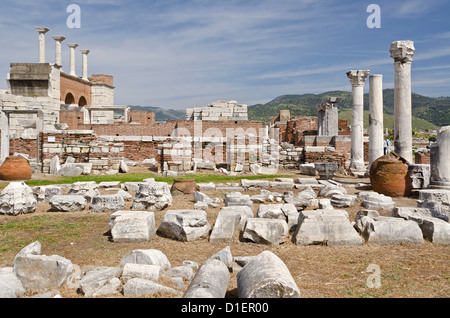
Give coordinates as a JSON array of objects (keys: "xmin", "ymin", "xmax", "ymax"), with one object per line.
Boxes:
[
  {"xmin": 34, "ymin": 26, "xmax": 90, "ymax": 80},
  {"xmin": 347, "ymin": 40, "xmax": 415, "ymax": 175}
]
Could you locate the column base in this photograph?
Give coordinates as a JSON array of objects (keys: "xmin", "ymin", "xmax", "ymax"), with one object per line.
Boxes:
[
  {"xmin": 428, "ymin": 182, "xmax": 450, "ymax": 190},
  {"xmin": 349, "ymin": 162, "xmax": 366, "ymax": 177}
]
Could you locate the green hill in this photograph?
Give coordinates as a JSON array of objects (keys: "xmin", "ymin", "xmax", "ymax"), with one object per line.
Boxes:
[
  {"xmin": 248, "ymin": 90, "xmax": 449, "ymax": 129},
  {"xmin": 127, "ymin": 105, "xmax": 186, "ymax": 122},
  {"xmin": 338, "ymin": 109, "xmax": 439, "ymax": 131}
]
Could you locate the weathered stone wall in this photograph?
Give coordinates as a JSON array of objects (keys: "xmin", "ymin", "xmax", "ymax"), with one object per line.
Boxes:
[
  {"xmin": 186, "ymin": 100, "xmax": 248, "ymax": 121},
  {"xmin": 40, "ymin": 130, "xmax": 125, "ymax": 174},
  {"xmin": 0, "ymin": 94, "xmax": 60, "ymax": 136}
]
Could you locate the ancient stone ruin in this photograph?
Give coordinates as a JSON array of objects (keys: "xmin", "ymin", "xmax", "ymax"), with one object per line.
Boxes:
[{"xmin": 0, "ymin": 29, "xmax": 449, "ymax": 299}]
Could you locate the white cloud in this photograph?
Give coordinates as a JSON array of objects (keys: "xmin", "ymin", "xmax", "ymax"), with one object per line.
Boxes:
[
  {"xmin": 1, "ymin": 0, "xmax": 449, "ymax": 108},
  {"xmin": 398, "ymin": 0, "xmax": 438, "ymax": 16}
]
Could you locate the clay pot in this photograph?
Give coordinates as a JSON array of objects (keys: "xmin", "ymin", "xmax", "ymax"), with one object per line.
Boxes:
[
  {"xmin": 170, "ymin": 179, "xmax": 197, "ymax": 195},
  {"xmin": 370, "ymin": 152, "xmax": 411, "ymax": 197},
  {"xmin": 0, "ymin": 156, "xmax": 32, "ymax": 181}
]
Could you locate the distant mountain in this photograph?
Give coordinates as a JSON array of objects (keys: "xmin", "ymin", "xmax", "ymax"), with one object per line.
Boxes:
[
  {"xmin": 247, "ymin": 89, "xmax": 450, "ymax": 128},
  {"xmin": 127, "ymin": 90, "xmax": 450, "ymax": 129},
  {"xmin": 128, "ymin": 105, "xmax": 186, "ymax": 122}
]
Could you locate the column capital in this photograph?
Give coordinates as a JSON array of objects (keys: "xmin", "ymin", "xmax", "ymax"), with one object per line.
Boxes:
[
  {"xmin": 52, "ymin": 35, "xmax": 66, "ymax": 42},
  {"xmin": 67, "ymin": 43, "xmax": 79, "ymax": 49},
  {"xmin": 318, "ymin": 97, "xmax": 341, "ymax": 110},
  {"xmin": 390, "ymin": 40, "xmax": 415, "ymax": 63},
  {"xmin": 34, "ymin": 26, "xmax": 50, "ymax": 34},
  {"xmin": 80, "ymin": 49, "xmax": 90, "ymax": 55},
  {"xmin": 346, "ymin": 70, "xmax": 370, "ymax": 86}
]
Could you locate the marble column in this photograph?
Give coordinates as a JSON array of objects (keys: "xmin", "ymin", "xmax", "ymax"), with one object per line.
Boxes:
[
  {"xmin": 390, "ymin": 40, "xmax": 415, "ymax": 163},
  {"xmin": 429, "ymin": 126, "xmax": 450, "ymax": 189},
  {"xmin": 368, "ymin": 74, "xmax": 384, "ymax": 169},
  {"xmin": 347, "ymin": 70, "xmax": 370, "ymax": 174},
  {"xmin": 34, "ymin": 27, "xmax": 50, "ymax": 63},
  {"xmin": 80, "ymin": 49, "xmax": 90, "ymax": 81},
  {"xmin": 0, "ymin": 111, "xmax": 9, "ymax": 162},
  {"xmin": 318, "ymin": 97, "xmax": 340, "ymax": 136},
  {"xmin": 52, "ymin": 36, "xmax": 65, "ymax": 68},
  {"xmin": 67, "ymin": 43, "xmax": 79, "ymax": 76}
]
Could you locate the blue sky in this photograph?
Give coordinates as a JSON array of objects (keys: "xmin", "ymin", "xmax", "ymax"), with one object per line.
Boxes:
[{"xmin": 0, "ymin": 0, "xmax": 449, "ymax": 110}]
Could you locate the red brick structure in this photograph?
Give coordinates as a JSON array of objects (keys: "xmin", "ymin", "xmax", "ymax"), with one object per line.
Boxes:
[
  {"xmin": 90, "ymin": 74, "xmax": 114, "ymax": 86},
  {"xmin": 415, "ymin": 151, "xmax": 430, "ymax": 164},
  {"xmin": 60, "ymin": 73, "xmax": 92, "ymax": 106},
  {"xmin": 60, "ymin": 73, "xmax": 115, "ymax": 106},
  {"xmin": 270, "ymin": 111, "xmax": 350, "ymax": 146},
  {"xmin": 59, "ymin": 110, "xmax": 157, "ymax": 133}
]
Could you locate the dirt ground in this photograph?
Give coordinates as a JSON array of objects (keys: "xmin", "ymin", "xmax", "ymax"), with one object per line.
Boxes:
[{"xmin": 0, "ymin": 167, "xmax": 449, "ymax": 298}]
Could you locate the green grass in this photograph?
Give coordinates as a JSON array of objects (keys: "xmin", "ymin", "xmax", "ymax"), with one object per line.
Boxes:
[
  {"xmin": 24, "ymin": 172, "xmax": 291, "ymax": 187},
  {"xmin": 0, "ymin": 215, "xmax": 91, "ymax": 253}
]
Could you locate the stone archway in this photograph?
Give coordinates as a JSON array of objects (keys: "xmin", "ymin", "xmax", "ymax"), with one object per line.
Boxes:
[
  {"xmin": 65, "ymin": 92, "xmax": 75, "ymax": 104},
  {"xmin": 79, "ymin": 96, "xmax": 87, "ymax": 106}
]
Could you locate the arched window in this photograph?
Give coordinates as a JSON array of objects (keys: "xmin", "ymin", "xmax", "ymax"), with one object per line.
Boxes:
[
  {"xmin": 65, "ymin": 93, "xmax": 75, "ymax": 104},
  {"xmin": 78, "ymin": 96, "xmax": 87, "ymax": 106}
]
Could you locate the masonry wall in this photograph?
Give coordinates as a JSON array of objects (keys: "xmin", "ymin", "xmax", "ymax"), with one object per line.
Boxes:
[
  {"xmin": 9, "ymin": 138, "xmax": 38, "ymax": 158},
  {"xmin": 415, "ymin": 151, "xmax": 430, "ymax": 164},
  {"xmin": 173, "ymin": 120, "xmax": 263, "ymax": 137},
  {"xmin": 60, "ymin": 73, "xmax": 92, "ymax": 106},
  {"xmin": 276, "ymin": 116, "xmax": 349, "ymax": 146},
  {"xmin": 129, "ymin": 111, "xmax": 156, "ymax": 126},
  {"xmin": 59, "ymin": 110, "xmax": 157, "ymax": 133},
  {"xmin": 40, "ymin": 130, "xmax": 128, "ymax": 174}
]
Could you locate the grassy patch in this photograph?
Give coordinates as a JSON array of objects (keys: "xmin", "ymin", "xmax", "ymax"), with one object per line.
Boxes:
[
  {"xmin": 0, "ymin": 215, "xmax": 92, "ymax": 253},
  {"xmin": 25, "ymin": 173, "xmax": 291, "ymax": 187}
]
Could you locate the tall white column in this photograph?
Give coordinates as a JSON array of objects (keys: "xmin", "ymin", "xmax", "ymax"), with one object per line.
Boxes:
[
  {"xmin": 80, "ymin": 49, "xmax": 90, "ymax": 81},
  {"xmin": 0, "ymin": 111, "xmax": 9, "ymax": 161},
  {"xmin": 390, "ymin": 40, "xmax": 415, "ymax": 163},
  {"xmin": 429, "ymin": 126, "xmax": 450, "ymax": 189},
  {"xmin": 369, "ymin": 74, "xmax": 384, "ymax": 168},
  {"xmin": 34, "ymin": 27, "xmax": 50, "ymax": 63},
  {"xmin": 347, "ymin": 70, "xmax": 370, "ymax": 174},
  {"xmin": 52, "ymin": 36, "xmax": 65, "ymax": 68},
  {"xmin": 67, "ymin": 43, "xmax": 79, "ymax": 76}
]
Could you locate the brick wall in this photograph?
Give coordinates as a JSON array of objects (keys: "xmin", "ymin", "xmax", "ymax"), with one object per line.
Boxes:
[
  {"xmin": 173, "ymin": 120, "xmax": 263, "ymax": 137},
  {"xmin": 281, "ymin": 116, "xmax": 349, "ymax": 146},
  {"xmin": 285, "ymin": 117, "xmax": 318, "ymax": 144},
  {"xmin": 59, "ymin": 110, "xmax": 83, "ymax": 130},
  {"xmin": 333, "ymin": 137, "xmax": 352, "ymax": 163},
  {"xmin": 129, "ymin": 111, "xmax": 155, "ymax": 126},
  {"xmin": 40, "ymin": 130, "xmax": 128, "ymax": 173},
  {"xmin": 122, "ymin": 140, "xmax": 160, "ymax": 162},
  {"xmin": 89, "ymin": 74, "xmax": 114, "ymax": 86},
  {"xmin": 303, "ymin": 151, "xmax": 347, "ymax": 167},
  {"xmin": 40, "ymin": 131, "xmax": 98, "ymax": 163},
  {"xmin": 9, "ymin": 139, "xmax": 38, "ymax": 158},
  {"xmin": 415, "ymin": 151, "xmax": 430, "ymax": 164},
  {"xmin": 60, "ymin": 73, "xmax": 92, "ymax": 105},
  {"xmin": 338, "ymin": 119, "xmax": 351, "ymax": 135},
  {"xmin": 364, "ymin": 141, "xmax": 369, "ymax": 162}
]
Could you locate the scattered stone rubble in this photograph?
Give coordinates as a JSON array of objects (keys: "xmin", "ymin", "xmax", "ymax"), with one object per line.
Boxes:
[
  {"xmin": 0, "ymin": 242, "xmax": 302, "ymax": 299},
  {"xmin": 1, "ymin": 177, "xmax": 449, "ymax": 247},
  {"xmin": 1, "ymin": 170, "xmax": 450, "ymax": 298}
]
